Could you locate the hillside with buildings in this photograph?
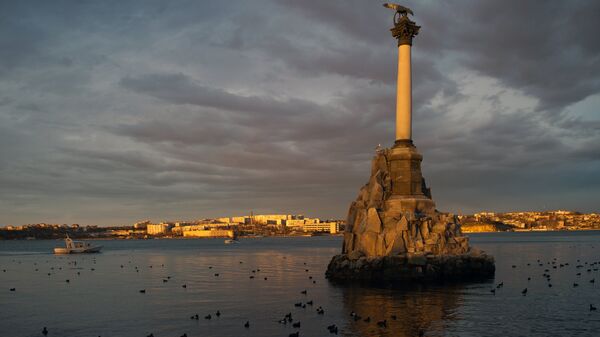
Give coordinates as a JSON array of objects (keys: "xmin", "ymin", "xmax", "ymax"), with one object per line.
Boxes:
[
  {"xmin": 2, "ymin": 210, "xmax": 599, "ymax": 239},
  {"xmin": 0, "ymin": 214, "xmax": 342, "ymax": 240},
  {"xmin": 459, "ymin": 210, "xmax": 600, "ymax": 232}
]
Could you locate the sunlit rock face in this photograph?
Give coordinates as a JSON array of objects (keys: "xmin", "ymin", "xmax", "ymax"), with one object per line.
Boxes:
[
  {"xmin": 343, "ymin": 146, "xmax": 470, "ymax": 258},
  {"xmin": 327, "ymin": 144, "xmax": 495, "ymax": 284}
]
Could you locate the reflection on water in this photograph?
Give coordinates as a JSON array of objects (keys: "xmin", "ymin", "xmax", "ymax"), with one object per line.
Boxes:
[{"xmin": 339, "ymin": 285, "xmax": 464, "ymax": 337}]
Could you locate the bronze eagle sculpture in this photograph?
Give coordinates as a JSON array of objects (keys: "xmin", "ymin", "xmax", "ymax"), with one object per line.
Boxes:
[{"xmin": 383, "ymin": 3, "xmax": 414, "ymax": 16}]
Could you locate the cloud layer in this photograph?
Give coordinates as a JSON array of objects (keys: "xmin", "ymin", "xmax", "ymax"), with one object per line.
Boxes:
[{"xmin": 1, "ymin": 0, "xmax": 599, "ymax": 225}]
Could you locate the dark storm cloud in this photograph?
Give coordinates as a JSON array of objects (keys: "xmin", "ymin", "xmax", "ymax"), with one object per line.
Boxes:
[
  {"xmin": 117, "ymin": 72, "xmax": 392, "ymax": 149},
  {"xmin": 110, "ymin": 119, "xmax": 238, "ymax": 146},
  {"xmin": 441, "ymin": 1, "xmax": 600, "ymax": 115},
  {"xmin": 275, "ymin": 1, "xmax": 600, "ymax": 114},
  {"xmin": 119, "ymin": 73, "xmax": 325, "ymax": 118},
  {"xmin": 0, "ymin": 0, "xmax": 599, "ymax": 225}
]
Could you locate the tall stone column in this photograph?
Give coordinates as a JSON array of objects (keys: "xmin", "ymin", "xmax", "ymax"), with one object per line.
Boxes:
[
  {"xmin": 396, "ymin": 44, "xmax": 412, "ymax": 141},
  {"xmin": 391, "ymin": 11, "xmax": 420, "ymax": 143},
  {"xmin": 385, "ymin": 7, "xmax": 434, "ymax": 215}
]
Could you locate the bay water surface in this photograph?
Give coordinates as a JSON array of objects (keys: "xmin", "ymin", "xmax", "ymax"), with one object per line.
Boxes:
[{"xmin": 1, "ymin": 232, "xmax": 599, "ymax": 337}]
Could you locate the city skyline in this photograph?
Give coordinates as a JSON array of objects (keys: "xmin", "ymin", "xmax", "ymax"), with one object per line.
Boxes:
[{"xmin": 1, "ymin": 0, "xmax": 599, "ymax": 226}]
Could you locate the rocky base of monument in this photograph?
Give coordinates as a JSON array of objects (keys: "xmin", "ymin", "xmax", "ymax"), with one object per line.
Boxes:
[
  {"xmin": 343, "ymin": 147, "xmax": 473, "ymax": 258},
  {"xmin": 328, "ymin": 144, "xmax": 496, "ymax": 285},
  {"xmin": 326, "ymin": 250, "xmax": 495, "ymax": 284}
]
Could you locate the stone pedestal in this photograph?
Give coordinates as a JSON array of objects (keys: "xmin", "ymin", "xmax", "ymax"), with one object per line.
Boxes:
[
  {"xmin": 388, "ymin": 142, "xmax": 426, "ymax": 196},
  {"xmin": 385, "ymin": 196, "xmax": 436, "ymax": 218},
  {"xmin": 385, "ymin": 140, "xmax": 435, "ymax": 215}
]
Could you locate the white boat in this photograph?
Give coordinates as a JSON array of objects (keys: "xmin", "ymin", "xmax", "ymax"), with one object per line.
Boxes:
[
  {"xmin": 53, "ymin": 236, "xmax": 102, "ymax": 254},
  {"xmin": 224, "ymin": 238, "xmax": 239, "ymax": 244}
]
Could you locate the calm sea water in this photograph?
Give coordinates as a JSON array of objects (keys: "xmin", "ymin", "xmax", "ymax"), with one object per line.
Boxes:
[{"xmin": 1, "ymin": 232, "xmax": 599, "ymax": 337}]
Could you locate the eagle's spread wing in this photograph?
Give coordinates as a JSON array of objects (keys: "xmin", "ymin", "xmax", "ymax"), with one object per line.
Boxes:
[{"xmin": 383, "ymin": 3, "xmax": 414, "ymax": 16}]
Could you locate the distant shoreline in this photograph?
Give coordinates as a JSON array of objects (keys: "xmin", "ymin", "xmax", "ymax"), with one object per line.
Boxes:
[
  {"xmin": 463, "ymin": 228, "xmax": 600, "ymax": 234},
  {"xmin": 4, "ymin": 231, "xmax": 600, "ymax": 241},
  {"xmin": 0, "ymin": 234, "xmax": 345, "ymax": 241}
]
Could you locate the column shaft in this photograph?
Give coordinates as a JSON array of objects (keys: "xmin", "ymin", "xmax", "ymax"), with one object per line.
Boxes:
[{"xmin": 396, "ymin": 44, "xmax": 412, "ymax": 141}]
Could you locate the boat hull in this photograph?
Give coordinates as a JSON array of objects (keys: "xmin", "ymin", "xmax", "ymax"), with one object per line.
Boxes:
[
  {"xmin": 53, "ymin": 246, "xmax": 102, "ymax": 254},
  {"xmin": 53, "ymin": 248, "xmax": 70, "ymax": 254}
]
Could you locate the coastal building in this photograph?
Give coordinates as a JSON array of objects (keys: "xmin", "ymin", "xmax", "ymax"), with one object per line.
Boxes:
[
  {"xmin": 223, "ymin": 214, "xmax": 293, "ymax": 225},
  {"xmin": 303, "ymin": 222, "xmax": 339, "ymax": 234},
  {"xmin": 147, "ymin": 223, "xmax": 170, "ymax": 235},
  {"xmin": 205, "ymin": 222, "xmax": 237, "ymax": 228},
  {"xmin": 182, "ymin": 229, "xmax": 234, "ymax": 238},
  {"xmin": 109, "ymin": 229, "xmax": 134, "ymax": 237},
  {"xmin": 224, "ymin": 214, "xmax": 312, "ymax": 226},
  {"xmin": 503, "ymin": 219, "xmax": 526, "ymax": 228},
  {"xmin": 284, "ymin": 219, "xmax": 306, "ymax": 228},
  {"xmin": 252, "ymin": 214, "xmax": 290, "ymax": 224},
  {"xmin": 231, "ymin": 216, "xmax": 247, "ymax": 224}
]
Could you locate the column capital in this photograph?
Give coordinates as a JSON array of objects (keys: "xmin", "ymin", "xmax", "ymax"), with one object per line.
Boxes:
[{"xmin": 391, "ymin": 14, "xmax": 420, "ymax": 46}]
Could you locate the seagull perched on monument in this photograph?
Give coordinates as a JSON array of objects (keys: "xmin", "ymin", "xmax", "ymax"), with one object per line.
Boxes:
[{"xmin": 383, "ymin": 3, "xmax": 414, "ymax": 16}]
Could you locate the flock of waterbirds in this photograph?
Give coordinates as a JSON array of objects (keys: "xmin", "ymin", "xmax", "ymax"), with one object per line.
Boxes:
[
  {"xmin": 490, "ymin": 257, "xmax": 598, "ymax": 312},
  {"xmin": 4, "ymin": 255, "xmax": 354, "ymax": 337},
  {"xmin": 3, "ymin": 252, "xmax": 599, "ymax": 336}
]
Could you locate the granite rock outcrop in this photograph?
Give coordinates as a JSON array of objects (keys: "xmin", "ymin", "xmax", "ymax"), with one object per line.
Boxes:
[
  {"xmin": 342, "ymin": 148, "xmax": 470, "ymax": 258},
  {"xmin": 327, "ymin": 145, "xmax": 495, "ymax": 284}
]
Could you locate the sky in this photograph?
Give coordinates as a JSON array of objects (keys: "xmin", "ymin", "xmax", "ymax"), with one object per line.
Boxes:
[{"xmin": 1, "ymin": 0, "xmax": 599, "ymax": 226}]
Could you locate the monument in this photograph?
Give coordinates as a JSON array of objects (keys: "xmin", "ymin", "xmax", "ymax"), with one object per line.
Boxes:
[{"xmin": 326, "ymin": 4, "xmax": 495, "ymax": 284}]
